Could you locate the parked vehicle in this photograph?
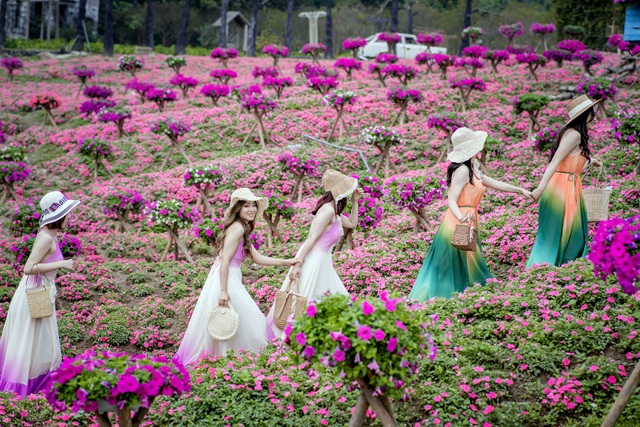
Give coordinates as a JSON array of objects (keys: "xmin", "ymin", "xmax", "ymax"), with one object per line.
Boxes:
[{"xmin": 358, "ymin": 33, "xmax": 447, "ymax": 59}]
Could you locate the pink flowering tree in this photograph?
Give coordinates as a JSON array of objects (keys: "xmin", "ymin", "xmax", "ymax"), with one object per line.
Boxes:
[
  {"xmin": 209, "ymin": 68, "xmax": 238, "ymax": 85},
  {"xmin": 241, "ymin": 93, "xmax": 278, "ymax": 148},
  {"xmin": 387, "ymin": 87, "xmax": 422, "ymax": 125},
  {"xmin": 295, "ymin": 62, "xmax": 330, "ymax": 81},
  {"xmin": 200, "ymin": 83, "xmax": 230, "ymax": 106},
  {"xmin": 149, "ymin": 199, "xmax": 197, "ymax": 262},
  {"xmin": 1, "ymin": 57, "xmax": 24, "ymax": 81},
  {"xmin": 459, "ymin": 46, "xmax": 488, "ymax": 77},
  {"xmin": 77, "ymin": 138, "xmax": 114, "ymax": 181},
  {"xmin": 543, "ymin": 49, "xmax": 572, "ymax": 68},
  {"xmin": 285, "ymin": 293, "xmax": 437, "ymax": 427},
  {"xmin": 461, "ymin": 26, "xmax": 484, "ymax": 45},
  {"xmin": 415, "ymin": 52, "xmax": 435, "ymax": 74},
  {"xmin": 574, "ymin": 49, "xmax": 604, "ymax": 76},
  {"xmin": 432, "ymin": 54, "xmax": 454, "ymax": 80},
  {"xmin": 0, "ymin": 161, "xmax": 31, "ymax": 202},
  {"xmin": 534, "ymin": 124, "xmax": 562, "ymax": 152},
  {"xmin": 262, "ymin": 192, "xmax": 294, "ymax": 247},
  {"xmin": 342, "ymin": 37, "xmax": 367, "ymax": 58},
  {"xmin": 126, "ymin": 79, "xmax": 155, "ymax": 103},
  {"xmin": 334, "ymin": 57, "xmax": 362, "ymax": 80},
  {"xmin": 184, "ymin": 165, "xmax": 225, "ymax": 216},
  {"xmin": 262, "ymin": 44, "xmax": 289, "ymax": 68},
  {"xmin": 150, "ymin": 118, "xmax": 192, "ymax": 168},
  {"xmin": 417, "ymin": 32, "xmax": 443, "ymax": 53},
  {"xmin": 576, "ymin": 76, "xmax": 617, "ymax": 116},
  {"xmin": 367, "ymin": 53, "xmax": 399, "ymax": 86},
  {"xmin": 71, "ymin": 65, "xmax": 96, "ymax": 97},
  {"xmin": 530, "ymin": 23, "xmax": 555, "ymax": 51},
  {"xmin": 512, "ymin": 93, "xmax": 550, "ymax": 139},
  {"xmin": 558, "ymin": 39, "xmax": 586, "ymax": 56},
  {"xmin": 322, "ymin": 89, "xmax": 358, "ymax": 141},
  {"xmin": 169, "ymin": 74, "xmax": 199, "ymax": 99},
  {"xmin": 428, "ymin": 112, "xmax": 467, "ymax": 160},
  {"xmin": 386, "ymin": 175, "xmax": 445, "ymax": 232},
  {"xmin": 45, "ymin": 351, "xmax": 190, "ymax": 427},
  {"xmin": 449, "ymin": 78, "xmax": 486, "ymax": 111},
  {"xmin": 361, "ymin": 126, "xmax": 404, "ymax": 176},
  {"xmin": 210, "ymin": 47, "xmax": 239, "ymax": 68},
  {"xmin": 230, "ymin": 84, "xmax": 262, "ymax": 118},
  {"xmin": 103, "ymin": 190, "xmax": 146, "ymax": 232},
  {"xmin": 252, "ymin": 65, "xmax": 279, "ymax": 80},
  {"xmin": 79, "ymin": 85, "xmax": 116, "ymax": 117},
  {"xmin": 117, "ymin": 55, "xmax": 144, "ymax": 77},
  {"xmin": 301, "ymin": 43, "xmax": 327, "ymax": 64},
  {"xmin": 262, "ymin": 76, "xmax": 293, "ymax": 99},
  {"xmin": 307, "ymin": 75, "xmax": 339, "ymax": 95},
  {"xmin": 499, "ymin": 22, "xmax": 524, "ymax": 46},
  {"xmin": 377, "ymin": 32, "xmax": 402, "ymax": 53},
  {"xmin": 336, "ymin": 174, "xmax": 385, "ymax": 251},
  {"xmin": 97, "ymin": 106, "xmax": 132, "ymax": 138},
  {"xmin": 145, "ymin": 88, "xmax": 177, "ymax": 112},
  {"xmin": 485, "ymin": 50, "xmax": 510, "ymax": 73},
  {"xmin": 165, "ymin": 56, "xmax": 187, "ymax": 75},
  {"xmin": 277, "ymin": 152, "xmax": 321, "ymax": 202},
  {"xmin": 515, "ymin": 52, "xmax": 547, "ymax": 81},
  {"xmin": 29, "ymin": 93, "xmax": 61, "ymax": 127},
  {"xmin": 382, "ymin": 63, "xmax": 419, "ymax": 86}
]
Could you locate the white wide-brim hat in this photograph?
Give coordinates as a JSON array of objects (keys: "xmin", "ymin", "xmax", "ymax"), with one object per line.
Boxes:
[
  {"xmin": 224, "ymin": 188, "xmax": 269, "ymax": 223},
  {"xmin": 39, "ymin": 191, "xmax": 81, "ymax": 228},
  {"xmin": 565, "ymin": 94, "xmax": 602, "ymax": 125},
  {"xmin": 447, "ymin": 127, "xmax": 487, "ymax": 163},
  {"xmin": 322, "ymin": 169, "xmax": 358, "ymax": 202}
]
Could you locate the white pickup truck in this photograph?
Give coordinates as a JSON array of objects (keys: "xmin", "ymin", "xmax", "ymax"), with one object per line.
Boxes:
[{"xmin": 358, "ymin": 33, "xmax": 447, "ymax": 59}]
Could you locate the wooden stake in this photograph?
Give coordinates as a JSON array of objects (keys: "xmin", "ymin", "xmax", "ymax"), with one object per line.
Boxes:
[
  {"xmin": 94, "ymin": 412, "xmax": 112, "ymax": 427},
  {"xmin": 242, "ymin": 121, "xmax": 259, "ymax": 146},
  {"xmin": 601, "ymin": 359, "xmax": 640, "ymax": 427},
  {"xmin": 167, "ymin": 228, "xmax": 194, "ymax": 263},
  {"xmin": 161, "ymin": 145, "xmax": 175, "ymax": 170}
]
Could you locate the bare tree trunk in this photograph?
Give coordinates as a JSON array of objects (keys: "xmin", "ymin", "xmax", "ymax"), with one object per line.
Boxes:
[
  {"xmin": 175, "ymin": 0, "xmax": 191, "ymax": 55},
  {"xmin": 460, "ymin": 0, "xmax": 472, "ymax": 54},
  {"xmin": 219, "ymin": 0, "xmax": 229, "ymax": 48},
  {"xmin": 0, "ymin": 0, "xmax": 7, "ymax": 47},
  {"xmin": 285, "ymin": 0, "xmax": 294, "ymax": 50},
  {"xmin": 324, "ymin": 0, "xmax": 333, "ymax": 59},
  {"xmin": 72, "ymin": 0, "xmax": 86, "ymax": 51},
  {"xmin": 247, "ymin": 0, "xmax": 258, "ymax": 57},
  {"xmin": 103, "ymin": 0, "xmax": 114, "ymax": 56},
  {"xmin": 390, "ymin": 0, "xmax": 398, "ymax": 32},
  {"xmin": 145, "ymin": 0, "xmax": 154, "ymax": 48}
]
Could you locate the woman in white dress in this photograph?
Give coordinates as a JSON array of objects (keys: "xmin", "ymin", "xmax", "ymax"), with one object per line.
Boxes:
[
  {"xmin": 0, "ymin": 191, "xmax": 79, "ymax": 396},
  {"xmin": 266, "ymin": 169, "xmax": 363, "ymax": 339},
  {"xmin": 174, "ymin": 188, "xmax": 299, "ymax": 365}
]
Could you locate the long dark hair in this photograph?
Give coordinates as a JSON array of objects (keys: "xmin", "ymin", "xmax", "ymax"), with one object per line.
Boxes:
[
  {"xmin": 446, "ymin": 159, "xmax": 474, "ymax": 187},
  {"xmin": 312, "ymin": 191, "xmax": 347, "ymax": 216},
  {"xmin": 214, "ymin": 201, "xmax": 256, "ymax": 258},
  {"xmin": 549, "ymin": 107, "xmax": 594, "ymax": 163}
]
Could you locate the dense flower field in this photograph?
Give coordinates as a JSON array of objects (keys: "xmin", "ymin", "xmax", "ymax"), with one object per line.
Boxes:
[{"xmin": 0, "ymin": 44, "xmax": 639, "ymax": 425}]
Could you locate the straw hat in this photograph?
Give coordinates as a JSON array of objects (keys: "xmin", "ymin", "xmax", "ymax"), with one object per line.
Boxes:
[
  {"xmin": 447, "ymin": 127, "xmax": 487, "ymax": 163},
  {"xmin": 322, "ymin": 169, "xmax": 358, "ymax": 201},
  {"xmin": 39, "ymin": 191, "xmax": 81, "ymax": 228},
  {"xmin": 565, "ymin": 94, "xmax": 602, "ymax": 125},
  {"xmin": 224, "ymin": 188, "xmax": 268, "ymax": 222}
]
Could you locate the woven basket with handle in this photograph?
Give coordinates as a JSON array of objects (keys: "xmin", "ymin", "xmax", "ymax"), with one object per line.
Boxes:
[
  {"xmin": 451, "ymin": 217, "xmax": 478, "ymax": 252},
  {"xmin": 26, "ymin": 284, "xmax": 54, "ymax": 319},
  {"xmin": 207, "ymin": 303, "xmax": 239, "ymax": 341},
  {"xmin": 582, "ymin": 166, "xmax": 611, "ymax": 223},
  {"xmin": 274, "ymin": 278, "xmax": 307, "ymax": 330}
]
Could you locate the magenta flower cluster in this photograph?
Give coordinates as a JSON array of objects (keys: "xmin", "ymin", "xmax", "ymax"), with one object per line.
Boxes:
[
  {"xmin": 417, "ymin": 32, "xmax": 443, "ymax": 46},
  {"xmin": 428, "ymin": 113, "xmax": 467, "ymax": 134},
  {"xmin": 386, "ymin": 87, "xmax": 423, "ymax": 104},
  {"xmin": 558, "ymin": 39, "xmax": 586, "ymax": 54},
  {"xmin": 252, "ymin": 66, "xmax": 279, "ymax": 79},
  {"xmin": 576, "ymin": 77, "xmax": 618, "ymax": 101},
  {"xmin": 301, "ymin": 43, "xmax": 327, "ymax": 54},
  {"xmin": 210, "ymin": 68, "xmax": 238, "ymax": 81},
  {"xmin": 72, "ymin": 65, "xmax": 96, "ymax": 79},
  {"xmin": 169, "ymin": 74, "xmax": 199, "ymax": 89},
  {"xmin": 103, "ymin": 190, "xmax": 146, "ymax": 217},
  {"xmin": 241, "ymin": 92, "xmax": 278, "ymax": 113},
  {"xmin": 462, "ymin": 45, "xmax": 489, "ymax": 58},
  {"xmin": 262, "ymin": 44, "xmax": 289, "ymax": 58},
  {"xmin": 0, "ymin": 161, "xmax": 31, "ymax": 183},
  {"xmin": 83, "ymin": 85, "xmax": 114, "ymax": 99},
  {"xmin": 450, "ymin": 78, "xmax": 487, "ymax": 91},
  {"xmin": 334, "ymin": 58, "xmax": 362, "ymax": 72},
  {"xmin": 342, "ymin": 37, "xmax": 367, "ymax": 51},
  {"xmin": 96, "ymin": 106, "xmax": 132, "ymax": 124},
  {"xmin": 200, "ymin": 83, "xmax": 230, "ymax": 104},
  {"xmin": 210, "ymin": 47, "xmax": 239, "ymax": 61},
  {"xmin": 277, "ymin": 152, "xmax": 321, "ymax": 177},
  {"xmin": 377, "ymin": 32, "xmax": 401, "ymax": 43},
  {"xmin": 375, "ymin": 53, "xmax": 399, "ymax": 64},
  {"xmin": 588, "ymin": 215, "xmax": 640, "ymax": 295},
  {"xmin": 387, "ymin": 176, "xmax": 446, "ymax": 211},
  {"xmin": 150, "ymin": 118, "xmax": 190, "ymax": 138},
  {"xmin": 294, "ymin": 62, "xmax": 330, "ymax": 79},
  {"xmin": 1, "ymin": 57, "xmax": 24, "ymax": 72},
  {"xmin": 45, "ymin": 350, "xmax": 190, "ymax": 413},
  {"xmin": 145, "ymin": 88, "xmax": 177, "ymax": 103},
  {"xmin": 322, "ymin": 90, "xmax": 358, "ymax": 109},
  {"xmin": 541, "ymin": 376, "xmax": 585, "ymax": 410},
  {"xmin": 79, "ymin": 99, "xmax": 116, "ymax": 116},
  {"xmin": 307, "ymin": 76, "xmax": 339, "ymax": 94},
  {"xmin": 499, "ymin": 22, "xmax": 524, "ymax": 40},
  {"xmin": 534, "ymin": 124, "xmax": 562, "ymax": 151},
  {"xmin": 126, "ymin": 78, "xmax": 156, "ymax": 101},
  {"xmin": 530, "ymin": 23, "xmax": 556, "ymax": 35},
  {"xmin": 515, "ymin": 52, "xmax": 546, "ymax": 65},
  {"xmin": 543, "ymin": 49, "xmax": 573, "ymax": 65}
]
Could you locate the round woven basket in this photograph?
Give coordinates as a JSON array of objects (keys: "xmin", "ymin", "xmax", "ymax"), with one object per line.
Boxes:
[{"xmin": 207, "ymin": 304, "xmax": 239, "ymax": 341}]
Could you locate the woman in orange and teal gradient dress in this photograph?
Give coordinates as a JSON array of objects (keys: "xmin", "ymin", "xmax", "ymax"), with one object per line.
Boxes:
[
  {"xmin": 527, "ymin": 95, "xmax": 603, "ymax": 269},
  {"xmin": 409, "ymin": 127, "xmax": 531, "ymax": 301}
]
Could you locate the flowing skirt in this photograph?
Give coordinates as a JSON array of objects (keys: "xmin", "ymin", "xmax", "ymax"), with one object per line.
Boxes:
[
  {"xmin": 174, "ymin": 263, "xmax": 267, "ymax": 365},
  {"xmin": 409, "ymin": 216, "xmax": 492, "ymax": 301},
  {"xmin": 0, "ymin": 275, "xmax": 61, "ymax": 396},
  {"xmin": 266, "ymin": 246, "xmax": 348, "ymax": 339},
  {"xmin": 526, "ymin": 180, "xmax": 588, "ymax": 268}
]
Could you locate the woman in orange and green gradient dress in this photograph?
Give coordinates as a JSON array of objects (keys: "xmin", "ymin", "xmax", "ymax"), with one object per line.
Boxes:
[
  {"xmin": 527, "ymin": 95, "xmax": 603, "ymax": 269},
  {"xmin": 409, "ymin": 128, "xmax": 531, "ymax": 301}
]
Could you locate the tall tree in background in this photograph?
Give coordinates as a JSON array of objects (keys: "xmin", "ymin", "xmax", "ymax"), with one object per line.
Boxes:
[
  {"xmin": 390, "ymin": 0, "xmax": 399, "ymax": 32},
  {"xmin": 247, "ymin": 0, "xmax": 258, "ymax": 56},
  {"xmin": 73, "ymin": 0, "xmax": 87, "ymax": 51},
  {"xmin": 0, "ymin": 0, "xmax": 8, "ymax": 47},
  {"xmin": 460, "ymin": 0, "xmax": 471, "ymax": 52},
  {"xmin": 104, "ymin": 0, "xmax": 114, "ymax": 56},
  {"xmin": 285, "ymin": 0, "xmax": 294, "ymax": 49},
  {"xmin": 324, "ymin": 0, "xmax": 333, "ymax": 58},
  {"xmin": 145, "ymin": 0, "xmax": 154, "ymax": 48},
  {"xmin": 554, "ymin": 0, "xmax": 622, "ymax": 49},
  {"xmin": 219, "ymin": 0, "xmax": 229, "ymax": 47},
  {"xmin": 175, "ymin": 0, "xmax": 191, "ymax": 54}
]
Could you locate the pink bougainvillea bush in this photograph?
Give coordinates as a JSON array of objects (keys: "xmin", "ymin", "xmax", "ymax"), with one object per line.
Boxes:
[{"xmin": 0, "ymin": 47, "xmax": 639, "ymax": 427}]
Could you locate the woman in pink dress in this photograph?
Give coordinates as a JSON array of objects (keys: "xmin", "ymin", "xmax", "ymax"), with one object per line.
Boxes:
[
  {"xmin": 267, "ymin": 169, "xmax": 363, "ymax": 339},
  {"xmin": 174, "ymin": 188, "xmax": 299, "ymax": 365},
  {"xmin": 0, "ymin": 191, "xmax": 80, "ymax": 396}
]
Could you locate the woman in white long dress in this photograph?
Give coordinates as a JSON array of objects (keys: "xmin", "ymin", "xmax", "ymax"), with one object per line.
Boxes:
[
  {"xmin": 0, "ymin": 191, "xmax": 79, "ymax": 396},
  {"xmin": 174, "ymin": 188, "xmax": 299, "ymax": 365},
  {"xmin": 266, "ymin": 169, "xmax": 363, "ymax": 339}
]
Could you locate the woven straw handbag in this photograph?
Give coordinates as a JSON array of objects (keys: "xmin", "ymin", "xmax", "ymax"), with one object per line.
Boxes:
[
  {"xmin": 582, "ymin": 166, "xmax": 611, "ymax": 223},
  {"xmin": 451, "ymin": 218, "xmax": 478, "ymax": 252},
  {"xmin": 207, "ymin": 303, "xmax": 239, "ymax": 341},
  {"xmin": 274, "ymin": 278, "xmax": 307, "ymax": 330},
  {"xmin": 25, "ymin": 280, "xmax": 54, "ymax": 319}
]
